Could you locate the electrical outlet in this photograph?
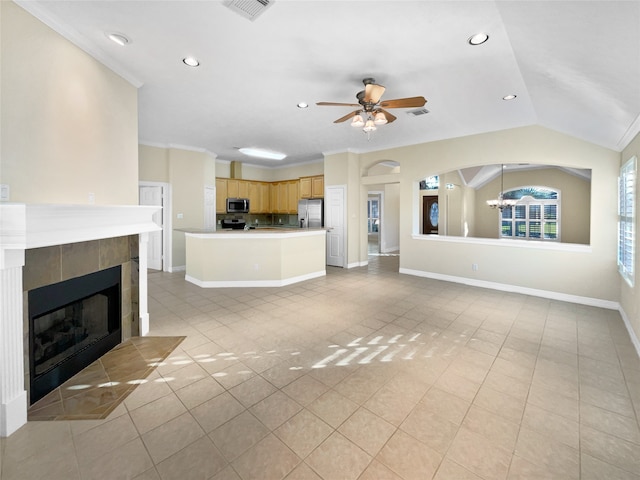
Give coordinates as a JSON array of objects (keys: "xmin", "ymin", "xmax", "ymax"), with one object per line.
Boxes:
[
  {"xmin": 88, "ymin": 192, "xmax": 95, "ymax": 204},
  {"xmin": 177, "ymin": 213, "xmax": 184, "ymax": 219},
  {"xmin": 0, "ymin": 184, "xmax": 9, "ymax": 201}
]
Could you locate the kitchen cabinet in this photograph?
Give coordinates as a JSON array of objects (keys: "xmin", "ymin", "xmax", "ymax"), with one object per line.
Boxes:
[
  {"xmin": 215, "ymin": 179, "xmax": 227, "ymax": 213},
  {"xmin": 227, "ymin": 179, "xmax": 239, "ymax": 198},
  {"xmin": 260, "ymin": 182, "xmax": 270, "ymax": 213},
  {"xmin": 311, "ymin": 176, "xmax": 324, "ymax": 198},
  {"xmin": 248, "ymin": 181, "xmax": 261, "ymax": 213},
  {"xmin": 299, "ymin": 176, "xmax": 324, "ymax": 199},
  {"xmin": 270, "ymin": 183, "xmax": 280, "ymax": 213},
  {"xmin": 287, "ymin": 180, "xmax": 299, "ymax": 212}
]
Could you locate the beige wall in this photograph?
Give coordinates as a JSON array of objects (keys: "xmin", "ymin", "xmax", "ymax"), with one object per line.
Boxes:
[
  {"xmin": 1, "ymin": 2, "xmax": 138, "ymax": 205},
  {"xmin": 139, "ymin": 145, "xmax": 170, "ymax": 183},
  {"xmin": 620, "ymin": 131, "xmax": 640, "ymax": 346},
  {"xmin": 139, "ymin": 145, "xmax": 216, "ymax": 268},
  {"xmin": 328, "ymin": 126, "xmax": 619, "ymax": 302}
]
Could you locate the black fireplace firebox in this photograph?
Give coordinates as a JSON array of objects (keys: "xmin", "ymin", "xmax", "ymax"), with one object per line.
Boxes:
[{"xmin": 28, "ymin": 265, "xmax": 122, "ymax": 404}]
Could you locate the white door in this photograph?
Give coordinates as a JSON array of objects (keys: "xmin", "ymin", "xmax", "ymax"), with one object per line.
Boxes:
[
  {"xmin": 204, "ymin": 185, "xmax": 216, "ymax": 230},
  {"xmin": 139, "ymin": 185, "xmax": 163, "ymax": 270},
  {"xmin": 326, "ymin": 186, "xmax": 346, "ymax": 267}
]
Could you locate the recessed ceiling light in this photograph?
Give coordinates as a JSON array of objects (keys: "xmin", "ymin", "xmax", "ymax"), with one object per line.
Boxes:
[
  {"xmin": 297, "ymin": 102, "xmax": 308, "ymax": 109},
  {"xmin": 503, "ymin": 94, "xmax": 517, "ymax": 100},
  {"xmin": 468, "ymin": 33, "xmax": 489, "ymax": 45},
  {"xmin": 106, "ymin": 32, "xmax": 130, "ymax": 46},
  {"xmin": 239, "ymin": 147, "xmax": 286, "ymax": 160},
  {"xmin": 182, "ymin": 57, "xmax": 200, "ymax": 67}
]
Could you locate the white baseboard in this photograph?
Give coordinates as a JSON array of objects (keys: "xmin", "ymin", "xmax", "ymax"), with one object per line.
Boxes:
[
  {"xmin": 1, "ymin": 390, "xmax": 27, "ymax": 437},
  {"xmin": 382, "ymin": 245, "xmax": 399, "ymax": 253},
  {"xmin": 185, "ymin": 270, "xmax": 326, "ymax": 288},
  {"xmin": 347, "ymin": 261, "xmax": 368, "ymax": 269},
  {"xmin": 617, "ymin": 306, "xmax": 640, "ymax": 359},
  {"xmin": 168, "ymin": 265, "xmax": 186, "ymax": 273},
  {"xmin": 399, "ymin": 268, "xmax": 620, "ymax": 310}
]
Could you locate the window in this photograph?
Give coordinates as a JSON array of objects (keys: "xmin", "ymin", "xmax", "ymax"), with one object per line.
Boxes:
[
  {"xmin": 499, "ymin": 187, "xmax": 559, "ymax": 241},
  {"xmin": 420, "ymin": 176, "xmax": 439, "ymax": 190},
  {"xmin": 618, "ymin": 156, "xmax": 636, "ymax": 286}
]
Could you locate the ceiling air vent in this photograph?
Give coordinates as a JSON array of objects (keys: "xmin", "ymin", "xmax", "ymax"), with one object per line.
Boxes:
[
  {"xmin": 407, "ymin": 108, "xmax": 430, "ymax": 117},
  {"xmin": 224, "ymin": 0, "xmax": 274, "ymax": 21}
]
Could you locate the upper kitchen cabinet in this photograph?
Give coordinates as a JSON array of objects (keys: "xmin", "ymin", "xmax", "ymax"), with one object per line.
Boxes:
[
  {"xmin": 299, "ymin": 176, "xmax": 324, "ymax": 199},
  {"xmin": 248, "ymin": 181, "xmax": 270, "ymax": 213},
  {"xmin": 215, "ymin": 178, "xmax": 227, "ymax": 213},
  {"xmin": 227, "ymin": 179, "xmax": 249, "ymax": 199}
]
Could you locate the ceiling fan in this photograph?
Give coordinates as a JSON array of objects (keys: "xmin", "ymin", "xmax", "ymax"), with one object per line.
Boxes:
[{"xmin": 316, "ymin": 78, "xmax": 427, "ymax": 132}]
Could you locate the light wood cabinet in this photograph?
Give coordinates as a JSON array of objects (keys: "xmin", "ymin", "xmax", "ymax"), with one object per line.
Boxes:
[
  {"xmin": 287, "ymin": 180, "xmax": 299, "ymax": 213},
  {"xmin": 248, "ymin": 181, "xmax": 261, "ymax": 213},
  {"xmin": 215, "ymin": 176, "xmax": 321, "ymax": 214},
  {"xmin": 260, "ymin": 182, "xmax": 270, "ymax": 213},
  {"xmin": 215, "ymin": 178, "xmax": 227, "ymax": 213},
  {"xmin": 227, "ymin": 179, "xmax": 239, "ymax": 198},
  {"xmin": 311, "ymin": 176, "xmax": 324, "ymax": 198},
  {"xmin": 299, "ymin": 175, "xmax": 324, "ymax": 199},
  {"xmin": 299, "ymin": 177, "xmax": 312, "ymax": 199}
]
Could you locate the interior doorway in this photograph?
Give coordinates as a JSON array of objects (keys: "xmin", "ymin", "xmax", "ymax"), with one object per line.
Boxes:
[
  {"xmin": 139, "ymin": 182, "xmax": 171, "ymax": 271},
  {"xmin": 368, "ymin": 194, "xmax": 381, "ymax": 254}
]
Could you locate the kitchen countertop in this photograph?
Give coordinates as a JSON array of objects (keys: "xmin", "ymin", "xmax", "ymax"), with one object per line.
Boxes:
[{"xmin": 179, "ymin": 227, "xmax": 325, "ymax": 234}]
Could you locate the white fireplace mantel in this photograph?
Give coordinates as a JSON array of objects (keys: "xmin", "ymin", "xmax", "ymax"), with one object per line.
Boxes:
[{"xmin": 0, "ymin": 203, "xmax": 161, "ymax": 437}]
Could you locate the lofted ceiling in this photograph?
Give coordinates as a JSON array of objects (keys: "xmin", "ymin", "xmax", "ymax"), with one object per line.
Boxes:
[{"xmin": 16, "ymin": 0, "xmax": 640, "ymax": 168}]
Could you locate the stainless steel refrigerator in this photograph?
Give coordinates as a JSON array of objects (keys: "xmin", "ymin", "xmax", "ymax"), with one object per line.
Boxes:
[{"xmin": 298, "ymin": 199, "xmax": 323, "ymax": 228}]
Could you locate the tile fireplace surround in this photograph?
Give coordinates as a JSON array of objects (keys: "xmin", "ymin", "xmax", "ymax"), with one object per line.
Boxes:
[{"xmin": 0, "ymin": 204, "xmax": 161, "ymax": 437}]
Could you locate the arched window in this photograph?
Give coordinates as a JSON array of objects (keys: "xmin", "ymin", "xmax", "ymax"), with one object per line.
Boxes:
[{"xmin": 499, "ymin": 186, "xmax": 560, "ymax": 241}]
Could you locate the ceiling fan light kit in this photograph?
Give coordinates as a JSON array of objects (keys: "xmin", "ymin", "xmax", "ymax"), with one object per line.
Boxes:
[{"xmin": 317, "ymin": 78, "xmax": 426, "ymax": 139}]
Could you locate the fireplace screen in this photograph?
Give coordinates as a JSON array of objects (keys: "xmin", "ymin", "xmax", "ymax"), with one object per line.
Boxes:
[{"xmin": 29, "ymin": 265, "xmax": 122, "ymax": 404}]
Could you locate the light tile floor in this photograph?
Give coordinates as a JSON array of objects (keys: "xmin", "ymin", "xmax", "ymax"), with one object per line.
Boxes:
[{"xmin": 2, "ymin": 255, "xmax": 640, "ymax": 480}]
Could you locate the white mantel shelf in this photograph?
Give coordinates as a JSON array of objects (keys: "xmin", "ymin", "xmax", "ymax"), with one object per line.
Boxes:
[
  {"xmin": 1, "ymin": 203, "xmax": 161, "ymax": 250},
  {"xmin": 0, "ymin": 203, "xmax": 161, "ymax": 437}
]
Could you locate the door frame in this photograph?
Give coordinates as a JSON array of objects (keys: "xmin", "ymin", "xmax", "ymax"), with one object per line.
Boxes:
[
  {"xmin": 326, "ymin": 185, "xmax": 347, "ymax": 268},
  {"xmin": 139, "ymin": 181, "xmax": 172, "ymax": 272}
]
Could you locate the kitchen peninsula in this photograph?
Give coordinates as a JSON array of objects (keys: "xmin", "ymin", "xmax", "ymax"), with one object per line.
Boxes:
[{"xmin": 184, "ymin": 228, "xmax": 326, "ymax": 287}]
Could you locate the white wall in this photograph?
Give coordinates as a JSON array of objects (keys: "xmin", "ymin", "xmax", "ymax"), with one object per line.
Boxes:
[{"xmin": 0, "ymin": 1, "xmax": 139, "ymax": 205}]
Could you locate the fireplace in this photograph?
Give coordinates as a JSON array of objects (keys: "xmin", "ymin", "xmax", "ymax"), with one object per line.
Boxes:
[{"xmin": 28, "ymin": 266, "xmax": 122, "ymax": 404}]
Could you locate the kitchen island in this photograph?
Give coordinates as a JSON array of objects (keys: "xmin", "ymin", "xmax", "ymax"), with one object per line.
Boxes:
[{"xmin": 184, "ymin": 228, "xmax": 326, "ymax": 287}]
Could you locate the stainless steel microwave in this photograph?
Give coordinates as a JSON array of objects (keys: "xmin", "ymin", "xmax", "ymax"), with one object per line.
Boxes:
[{"xmin": 226, "ymin": 198, "xmax": 250, "ymax": 214}]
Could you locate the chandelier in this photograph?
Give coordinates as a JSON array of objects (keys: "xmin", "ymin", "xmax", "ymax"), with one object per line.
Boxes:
[
  {"xmin": 351, "ymin": 110, "xmax": 388, "ymax": 139},
  {"xmin": 486, "ymin": 164, "xmax": 518, "ymax": 210}
]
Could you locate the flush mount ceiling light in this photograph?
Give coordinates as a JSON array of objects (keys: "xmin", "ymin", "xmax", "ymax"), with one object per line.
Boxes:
[
  {"xmin": 297, "ymin": 102, "xmax": 308, "ymax": 109},
  {"xmin": 182, "ymin": 57, "xmax": 200, "ymax": 67},
  {"xmin": 238, "ymin": 147, "xmax": 286, "ymax": 160},
  {"xmin": 105, "ymin": 32, "xmax": 130, "ymax": 46},
  {"xmin": 503, "ymin": 94, "xmax": 517, "ymax": 100},
  {"xmin": 468, "ymin": 32, "xmax": 489, "ymax": 45}
]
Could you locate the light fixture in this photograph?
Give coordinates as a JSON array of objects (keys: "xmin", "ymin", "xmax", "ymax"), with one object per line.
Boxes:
[
  {"xmin": 363, "ymin": 118, "xmax": 377, "ymax": 133},
  {"xmin": 182, "ymin": 57, "xmax": 200, "ymax": 67},
  {"xmin": 374, "ymin": 111, "xmax": 388, "ymax": 125},
  {"xmin": 486, "ymin": 164, "xmax": 518, "ymax": 210},
  {"xmin": 106, "ymin": 32, "xmax": 130, "ymax": 46},
  {"xmin": 297, "ymin": 102, "xmax": 308, "ymax": 109},
  {"xmin": 503, "ymin": 94, "xmax": 517, "ymax": 100},
  {"xmin": 238, "ymin": 147, "xmax": 286, "ymax": 161},
  {"xmin": 351, "ymin": 114, "xmax": 365, "ymax": 128},
  {"xmin": 468, "ymin": 33, "xmax": 489, "ymax": 45}
]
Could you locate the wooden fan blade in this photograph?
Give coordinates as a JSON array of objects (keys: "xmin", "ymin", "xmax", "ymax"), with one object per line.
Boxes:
[
  {"xmin": 316, "ymin": 102, "xmax": 361, "ymax": 107},
  {"xmin": 334, "ymin": 110, "xmax": 360, "ymax": 123},
  {"xmin": 364, "ymin": 83, "xmax": 385, "ymax": 103},
  {"xmin": 379, "ymin": 109, "xmax": 397, "ymax": 124},
  {"xmin": 379, "ymin": 96, "xmax": 427, "ymax": 108}
]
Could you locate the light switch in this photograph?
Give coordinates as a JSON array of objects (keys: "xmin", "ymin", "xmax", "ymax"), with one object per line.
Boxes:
[{"xmin": 177, "ymin": 213, "xmax": 184, "ymax": 219}]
